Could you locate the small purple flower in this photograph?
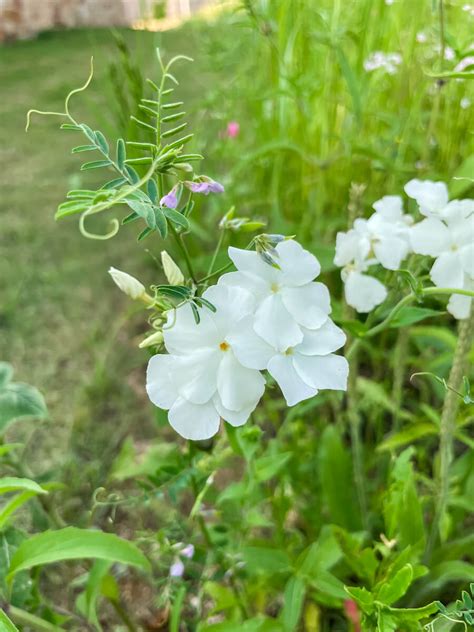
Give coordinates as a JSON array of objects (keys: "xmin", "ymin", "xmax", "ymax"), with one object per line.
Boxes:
[
  {"xmin": 184, "ymin": 177, "xmax": 224, "ymax": 196},
  {"xmin": 181, "ymin": 544, "xmax": 195, "ymax": 559},
  {"xmin": 169, "ymin": 559, "xmax": 184, "ymax": 578},
  {"xmin": 160, "ymin": 185, "xmax": 179, "ymax": 209}
]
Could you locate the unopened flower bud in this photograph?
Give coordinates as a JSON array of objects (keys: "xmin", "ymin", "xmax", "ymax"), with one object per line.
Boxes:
[
  {"xmin": 109, "ymin": 267, "xmax": 146, "ymax": 300},
  {"xmin": 139, "ymin": 330, "xmax": 164, "ymax": 349},
  {"xmin": 161, "ymin": 251, "xmax": 185, "ymax": 285}
]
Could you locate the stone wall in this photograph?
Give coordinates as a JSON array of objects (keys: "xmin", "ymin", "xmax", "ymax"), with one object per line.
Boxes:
[{"xmin": 0, "ymin": 0, "xmax": 141, "ymax": 42}]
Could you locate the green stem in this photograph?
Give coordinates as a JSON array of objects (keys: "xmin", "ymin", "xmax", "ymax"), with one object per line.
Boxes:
[
  {"xmin": 392, "ymin": 328, "xmax": 409, "ymax": 431},
  {"xmin": 169, "ymin": 223, "xmax": 197, "ymax": 284},
  {"xmin": 198, "ymin": 261, "xmax": 233, "ymax": 285},
  {"xmin": 206, "ymin": 231, "xmax": 225, "ymax": 279},
  {"xmin": 9, "ymin": 606, "xmax": 65, "ymax": 631},
  {"xmin": 347, "ymin": 287, "xmax": 474, "ymax": 360},
  {"xmin": 109, "ymin": 599, "xmax": 137, "ymax": 632},
  {"xmin": 426, "ymin": 306, "xmax": 474, "ymax": 559}
]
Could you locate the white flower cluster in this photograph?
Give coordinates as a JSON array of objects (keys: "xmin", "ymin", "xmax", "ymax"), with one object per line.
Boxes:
[
  {"xmin": 334, "ymin": 180, "xmax": 474, "ymax": 319},
  {"xmin": 147, "ymin": 240, "xmax": 348, "ymax": 440},
  {"xmin": 363, "ymin": 51, "xmax": 402, "ymax": 75},
  {"xmin": 334, "ymin": 196, "xmax": 412, "ymax": 313},
  {"xmin": 407, "ymin": 180, "xmax": 474, "ymax": 320}
]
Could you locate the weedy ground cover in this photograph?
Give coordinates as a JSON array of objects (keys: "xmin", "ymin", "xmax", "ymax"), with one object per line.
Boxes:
[{"xmin": 0, "ymin": 1, "xmax": 473, "ymax": 630}]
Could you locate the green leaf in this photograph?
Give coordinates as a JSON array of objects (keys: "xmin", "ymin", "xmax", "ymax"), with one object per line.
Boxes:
[
  {"xmin": 162, "ymin": 207, "xmax": 190, "ymax": 231},
  {"xmin": 84, "ymin": 559, "xmax": 112, "ymax": 627},
  {"xmin": 390, "ymin": 307, "xmax": 443, "ymax": 328},
  {"xmin": 117, "ymin": 138, "xmax": 126, "ymax": 171},
  {"xmin": 280, "ymin": 576, "xmax": 305, "ymax": 631},
  {"xmin": 385, "ymin": 602, "xmax": 438, "ymax": 621},
  {"xmin": 95, "ymin": 131, "xmax": 109, "ymax": 155},
  {"xmin": 450, "ymin": 155, "xmax": 474, "ymax": 197},
  {"xmin": 154, "ymin": 208, "xmax": 168, "ymax": 238},
  {"xmin": 377, "ymin": 423, "xmax": 438, "ymax": 452},
  {"xmin": 0, "ymin": 363, "xmax": 13, "ymax": 388},
  {"xmin": 306, "ymin": 568, "xmax": 347, "ymax": 599},
  {"xmin": 254, "ymin": 452, "xmax": 292, "ymax": 482},
  {"xmin": 241, "ymin": 546, "xmax": 291, "ymax": 575},
  {"xmin": 0, "ymin": 491, "xmax": 40, "ymax": 530},
  {"xmin": 137, "ymin": 227, "xmax": 154, "ymax": 241},
  {"xmin": 0, "ymin": 609, "xmax": 19, "ymax": 631},
  {"xmin": 0, "ymin": 477, "xmax": 47, "ymax": 496},
  {"xmin": 170, "ymin": 585, "xmax": 186, "ymax": 632},
  {"xmin": 80, "ymin": 160, "xmax": 111, "ymax": 171},
  {"xmin": 72, "ymin": 145, "xmax": 96, "ymax": 153},
  {"xmin": 7, "ymin": 527, "xmax": 150, "ymax": 582},
  {"xmin": 377, "ymin": 564, "xmax": 413, "ymax": 605},
  {"xmin": 344, "ymin": 586, "xmax": 374, "ymax": 614},
  {"xmin": 0, "ymin": 381, "xmax": 48, "ymax": 434},
  {"xmin": 318, "ymin": 426, "xmax": 361, "ymax": 530},
  {"xmin": 147, "ymin": 179, "xmax": 158, "ymax": 203}
]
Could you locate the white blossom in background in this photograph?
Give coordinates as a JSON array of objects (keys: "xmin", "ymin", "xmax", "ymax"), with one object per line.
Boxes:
[
  {"xmin": 462, "ymin": 4, "xmax": 474, "ymax": 17},
  {"xmin": 364, "ymin": 51, "xmax": 402, "ymax": 75},
  {"xmin": 416, "ymin": 32, "xmax": 428, "ymax": 44},
  {"xmin": 410, "ymin": 194, "xmax": 474, "ymax": 319},
  {"xmin": 460, "ymin": 97, "xmax": 471, "ymax": 109},
  {"xmin": 147, "ymin": 284, "xmax": 265, "ymax": 440},
  {"xmin": 455, "ymin": 56, "xmax": 474, "ymax": 73},
  {"xmin": 334, "ymin": 196, "xmax": 412, "ymax": 313}
]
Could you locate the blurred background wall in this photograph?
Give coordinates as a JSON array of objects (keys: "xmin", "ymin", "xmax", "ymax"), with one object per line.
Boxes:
[{"xmin": 0, "ymin": 0, "xmax": 213, "ymax": 42}]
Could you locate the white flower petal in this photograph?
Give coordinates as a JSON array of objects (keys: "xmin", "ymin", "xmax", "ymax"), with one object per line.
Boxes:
[
  {"xmin": 218, "ymin": 270, "xmax": 269, "ymax": 300},
  {"xmin": 460, "ymin": 243, "xmax": 474, "ymax": 277},
  {"xmin": 441, "ymin": 199, "xmax": 474, "ymax": 224},
  {"xmin": 176, "ymin": 350, "xmax": 220, "ymax": 404},
  {"xmin": 169, "ymin": 397, "xmax": 220, "ymax": 440},
  {"xmin": 430, "ymin": 252, "xmax": 464, "ymax": 289},
  {"xmin": 217, "ymin": 351, "xmax": 265, "ymax": 411},
  {"xmin": 373, "ymin": 235, "xmax": 409, "ymax": 270},
  {"xmin": 294, "ymin": 353, "xmax": 349, "ymax": 391},
  {"xmin": 281, "ymin": 282, "xmax": 331, "ymax": 329},
  {"xmin": 227, "ymin": 316, "xmax": 275, "ymax": 369},
  {"xmin": 334, "ymin": 230, "xmax": 362, "ymax": 266},
  {"xmin": 164, "ymin": 303, "xmax": 219, "ymax": 354},
  {"xmin": 447, "ymin": 291, "xmax": 472, "ymax": 320},
  {"xmin": 254, "ymin": 293, "xmax": 303, "ymax": 351},
  {"xmin": 275, "ymin": 240, "xmax": 321, "ymax": 286},
  {"xmin": 228, "ymin": 247, "xmax": 278, "ymax": 283},
  {"xmin": 372, "ymin": 195, "xmax": 404, "ymax": 221},
  {"xmin": 203, "ymin": 284, "xmax": 256, "ymax": 333},
  {"xmin": 146, "ymin": 354, "xmax": 179, "ymax": 409},
  {"xmin": 297, "ymin": 319, "xmax": 346, "ymax": 356},
  {"xmin": 404, "ymin": 179, "xmax": 449, "ymax": 215},
  {"xmin": 214, "ymin": 395, "xmax": 255, "ymax": 427},
  {"xmin": 344, "ymin": 271, "xmax": 387, "ymax": 313},
  {"xmin": 267, "ymin": 353, "xmax": 317, "ymax": 407},
  {"xmin": 410, "ymin": 218, "xmax": 450, "ymax": 256}
]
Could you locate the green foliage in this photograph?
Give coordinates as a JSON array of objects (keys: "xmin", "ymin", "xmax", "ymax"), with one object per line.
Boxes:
[{"xmin": 0, "ymin": 362, "xmax": 48, "ymax": 434}]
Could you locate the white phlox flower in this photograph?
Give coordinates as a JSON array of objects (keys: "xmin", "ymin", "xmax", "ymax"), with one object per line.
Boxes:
[
  {"xmin": 410, "ymin": 197, "xmax": 474, "ymax": 319},
  {"xmin": 146, "ymin": 239, "xmax": 349, "ymax": 437},
  {"xmin": 227, "ymin": 315, "xmax": 348, "ymax": 407},
  {"xmin": 334, "ymin": 196, "xmax": 412, "ymax": 312},
  {"xmin": 404, "ymin": 179, "xmax": 450, "ymax": 217},
  {"xmin": 147, "ymin": 284, "xmax": 265, "ymax": 440},
  {"xmin": 363, "ymin": 51, "xmax": 402, "ymax": 74},
  {"xmin": 219, "ymin": 240, "xmax": 331, "ymax": 351}
]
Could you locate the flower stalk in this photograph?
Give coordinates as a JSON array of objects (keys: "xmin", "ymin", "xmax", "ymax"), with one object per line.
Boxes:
[{"xmin": 426, "ymin": 304, "xmax": 474, "ymax": 559}]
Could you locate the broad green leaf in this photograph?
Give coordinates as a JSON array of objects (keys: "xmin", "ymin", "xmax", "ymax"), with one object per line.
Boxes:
[
  {"xmin": 377, "ymin": 423, "xmax": 438, "ymax": 452},
  {"xmin": 163, "ymin": 207, "xmax": 190, "ymax": 231},
  {"xmin": 344, "ymin": 586, "xmax": 374, "ymax": 614},
  {"xmin": 254, "ymin": 452, "xmax": 292, "ymax": 482},
  {"xmin": 0, "ymin": 491, "xmax": 39, "ymax": 530},
  {"xmin": 280, "ymin": 576, "xmax": 306, "ymax": 631},
  {"xmin": 0, "ymin": 609, "xmax": 19, "ymax": 631},
  {"xmin": 8, "ymin": 527, "xmax": 150, "ymax": 582},
  {"xmin": 390, "ymin": 307, "xmax": 443, "ymax": 328},
  {"xmin": 318, "ymin": 426, "xmax": 361, "ymax": 530},
  {"xmin": 0, "ymin": 381, "xmax": 48, "ymax": 434},
  {"xmin": 241, "ymin": 546, "xmax": 291, "ymax": 575},
  {"xmin": 0, "ymin": 477, "xmax": 47, "ymax": 496},
  {"xmin": 385, "ymin": 602, "xmax": 438, "ymax": 621},
  {"xmin": 0, "ymin": 363, "xmax": 13, "ymax": 388},
  {"xmin": 377, "ymin": 564, "xmax": 413, "ymax": 605},
  {"xmin": 297, "ymin": 526, "xmax": 342, "ymax": 575},
  {"xmin": 306, "ymin": 568, "xmax": 347, "ymax": 599}
]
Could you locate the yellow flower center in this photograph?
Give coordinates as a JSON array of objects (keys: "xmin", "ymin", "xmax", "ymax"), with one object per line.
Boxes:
[
  {"xmin": 271, "ymin": 282, "xmax": 280, "ymax": 293},
  {"xmin": 219, "ymin": 341, "xmax": 230, "ymax": 352},
  {"xmin": 284, "ymin": 347, "xmax": 294, "ymax": 355}
]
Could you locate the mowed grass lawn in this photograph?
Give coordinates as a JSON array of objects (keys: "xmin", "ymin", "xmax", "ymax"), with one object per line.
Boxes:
[{"xmin": 0, "ymin": 25, "xmax": 216, "ymax": 484}]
